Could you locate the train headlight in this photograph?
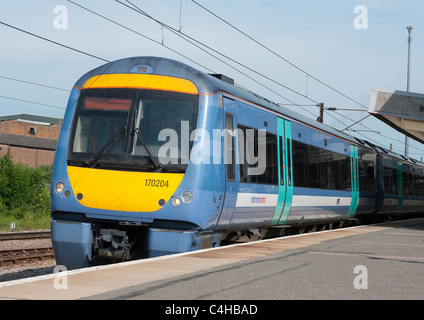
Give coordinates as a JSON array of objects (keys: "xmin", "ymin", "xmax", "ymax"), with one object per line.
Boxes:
[
  {"xmin": 55, "ymin": 182, "xmax": 65, "ymax": 194},
  {"xmin": 172, "ymin": 198, "xmax": 181, "ymax": 206},
  {"xmin": 181, "ymin": 190, "xmax": 194, "ymax": 204}
]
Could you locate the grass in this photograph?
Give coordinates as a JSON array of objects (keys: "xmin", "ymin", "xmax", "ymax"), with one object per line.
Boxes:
[{"xmin": 0, "ymin": 206, "xmax": 51, "ymax": 232}]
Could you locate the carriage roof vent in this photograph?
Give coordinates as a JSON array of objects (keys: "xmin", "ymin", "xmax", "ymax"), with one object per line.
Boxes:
[{"xmin": 209, "ymin": 74, "xmax": 234, "ymax": 85}]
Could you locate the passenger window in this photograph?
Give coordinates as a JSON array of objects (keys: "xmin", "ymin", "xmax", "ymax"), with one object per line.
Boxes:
[
  {"xmin": 286, "ymin": 138, "xmax": 292, "ymax": 186},
  {"xmin": 238, "ymin": 124, "xmax": 277, "ymax": 185},
  {"xmin": 291, "ymin": 139, "xmax": 351, "ymax": 191},
  {"xmin": 279, "ymin": 136, "xmax": 284, "ymax": 185},
  {"xmin": 224, "ymin": 113, "xmax": 235, "ymax": 181}
]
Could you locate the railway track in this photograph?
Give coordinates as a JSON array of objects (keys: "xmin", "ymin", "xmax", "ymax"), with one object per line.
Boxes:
[
  {"xmin": 0, "ymin": 247, "xmax": 54, "ymax": 266},
  {"xmin": 0, "ymin": 231, "xmax": 54, "ymax": 267},
  {"xmin": 0, "ymin": 231, "xmax": 51, "ymax": 241}
]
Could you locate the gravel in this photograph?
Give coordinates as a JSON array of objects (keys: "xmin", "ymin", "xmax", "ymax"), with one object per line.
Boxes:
[{"xmin": 0, "ymin": 233, "xmax": 57, "ymax": 283}]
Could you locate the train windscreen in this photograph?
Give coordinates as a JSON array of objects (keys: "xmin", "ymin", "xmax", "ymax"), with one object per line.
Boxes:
[{"xmin": 68, "ymin": 88, "xmax": 198, "ymax": 172}]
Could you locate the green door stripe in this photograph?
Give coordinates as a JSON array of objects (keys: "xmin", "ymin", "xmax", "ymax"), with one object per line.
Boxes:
[
  {"xmin": 271, "ymin": 118, "xmax": 293, "ymax": 226},
  {"xmin": 278, "ymin": 121, "xmax": 293, "ymax": 225},
  {"xmin": 348, "ymin": 145, "xmax": 359, "ymax": 218},
  {"xmin": 270, "ymin": 118, "xmax": 285, "ymax": 225}
]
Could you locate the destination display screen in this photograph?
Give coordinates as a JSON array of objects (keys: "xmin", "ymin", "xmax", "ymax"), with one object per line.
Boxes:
[{"xmin": 84, "ymin": 97, "xmax": 132, "ymax": 111}]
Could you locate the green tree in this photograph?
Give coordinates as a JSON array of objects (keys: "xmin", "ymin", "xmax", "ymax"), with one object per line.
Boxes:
[{"xmin": 0, "ymin": 154, "xmax": 51, "ymax": 213}]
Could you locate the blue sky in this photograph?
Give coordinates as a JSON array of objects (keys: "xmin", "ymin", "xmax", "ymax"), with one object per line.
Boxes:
[{"xmin": 0, "ymin": 0, "xmax": 423, "ymax": 158}]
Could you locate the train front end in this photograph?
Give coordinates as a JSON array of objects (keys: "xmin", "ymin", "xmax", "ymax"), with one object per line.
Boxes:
[{"xmin": 50, "ymin": 58, "xmax": 222, "ymax": 269}]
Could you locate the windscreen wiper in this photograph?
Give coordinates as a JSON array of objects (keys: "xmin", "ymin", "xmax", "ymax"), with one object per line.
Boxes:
[
  {"xmin": 89, "ymin": 126, "xmax": 126, "ymax": 167},
  {"xmin": 133, "ymin": 128, "xmax": 162, "ymax": 171}
]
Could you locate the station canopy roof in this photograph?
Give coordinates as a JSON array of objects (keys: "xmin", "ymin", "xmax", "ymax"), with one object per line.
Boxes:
[{"xmin": 368, "ymin": 88, "xmax": 424, "ymax": 145}]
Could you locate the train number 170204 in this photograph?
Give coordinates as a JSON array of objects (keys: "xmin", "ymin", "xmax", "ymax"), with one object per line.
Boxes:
[{"xmin": 145, "ymin": 179, "xmax": 169, "ymax": 188}]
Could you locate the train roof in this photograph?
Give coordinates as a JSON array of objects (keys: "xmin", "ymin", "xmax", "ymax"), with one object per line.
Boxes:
[
  {"xmin": 373, "ymin": 144, "xmax": 424, "ymax": 167},
  {"xmin": 75, "ymin": 56, "xmax": 424, "ymax": 168}
]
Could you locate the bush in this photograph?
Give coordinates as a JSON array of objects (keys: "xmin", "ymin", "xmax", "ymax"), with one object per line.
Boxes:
[{"xmin": 0, "ymin": 154, "xmax": 51, "ymax": 231}]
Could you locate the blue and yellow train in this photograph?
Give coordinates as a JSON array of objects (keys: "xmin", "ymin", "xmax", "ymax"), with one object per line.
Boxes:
[{"xmin": 51, "ymin": 57, "xmax": 424, "ymax": 269}]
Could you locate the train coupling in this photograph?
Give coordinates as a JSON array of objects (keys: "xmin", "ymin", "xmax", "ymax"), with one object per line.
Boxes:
[{"xmin": 95, "ymin": 229, "xmax": 132, "ymax": 261}]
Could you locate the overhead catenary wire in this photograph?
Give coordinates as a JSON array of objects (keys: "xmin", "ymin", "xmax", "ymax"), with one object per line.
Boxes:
[
  {"xmin": 190, "ymin": 0, "xmax": 368, "ymax": 111},
  {"xmin": 122, "ymin": 0, "xmax": 401, "ymax": 136},
  {"xmin": 0, "ymin": 95, "xmax": 65, "ymax": 110},
  {"xmin": 67, "ymin": 0, "xmax": 215, "ymax": 74},
  {"xmin": 79, "ymin": 0, "xmax": 417, "ymax": 153},
  {"xmin": 69, "ymin": 0, "xmax": 353, "ymax": 126},
  {"xmin": 0, "ymin": 19, "xmax": 109, "ymax": 115},
  {"xmin": 0, "ymin": 3, "xmax": 213, "ymax": 115},
  {"xmin": 116, "ymin": 0, "xmax": 337, "ymax": 123},
  {"xmin": 0, "ymin": 3, "xmax": 307, "ymax": 119},
  {"xmin": 69, "ymin": 0, "xmax": 365, "ymax": 131},
  {"xmin": 0, "ymin": 21, "xmax": 110, "ymax": 63},
  {"xmin": 120, "ymin": 0, "xmax": 319, "ymax": 106},
  {"xmin": 1, "ymin": 3, "xmax": 420, "ymax": 157},
  {"xmin": 119, "ymin": 0, "xmax": 363, "ymax": 129},
  {"xmin": 0, "ymin": 75, "xmax": 70, "ymax": 92},
  {"xmin": 0, "ymin": 75, "xmax": 70, "ymax": 112},
  {"xmin": 189, "ymin": 0, "xmax": 424, "ymax": 156},
  {"xmin": 69, "ymin": 0, "xmax": 311, "ymax": 115}
]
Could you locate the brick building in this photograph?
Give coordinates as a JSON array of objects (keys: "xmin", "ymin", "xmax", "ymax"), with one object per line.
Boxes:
[{"xmin": 0, "ymin": 114, "xmax": 62, "ymax": 167}]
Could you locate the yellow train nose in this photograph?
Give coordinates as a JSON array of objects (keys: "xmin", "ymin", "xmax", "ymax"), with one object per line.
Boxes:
[{"xmin": 67, "ymin": 166, "xmax": 184, "ymax": 212}]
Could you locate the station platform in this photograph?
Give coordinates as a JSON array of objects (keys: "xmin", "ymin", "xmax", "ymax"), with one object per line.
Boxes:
[{"xmin": 0, "ymin": 217, "xmax": 423, "ymax": 300}]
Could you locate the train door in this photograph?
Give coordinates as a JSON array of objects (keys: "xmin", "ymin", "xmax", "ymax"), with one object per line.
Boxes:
[
  {"xmin": 348, "ymin": 145, "xmax": 359, "ymax": 218},
  {"xmin": 270, "ymin": 118, "xmax": 293, "ymax": 225},
  {"xmin": 216, "ymin": 97, "xmax": 238, "ymax": 228}
]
